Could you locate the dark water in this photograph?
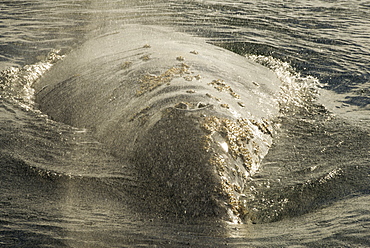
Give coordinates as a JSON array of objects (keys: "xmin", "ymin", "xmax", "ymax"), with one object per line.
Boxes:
[{"xmin": 1, "ymin": 0, "xmax": 369, "ymax": 247}]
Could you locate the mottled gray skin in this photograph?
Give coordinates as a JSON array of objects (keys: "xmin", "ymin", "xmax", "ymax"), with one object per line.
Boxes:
[{"xmin": 34, "ymin": 25, "xmax": 282, "ymax": 222}]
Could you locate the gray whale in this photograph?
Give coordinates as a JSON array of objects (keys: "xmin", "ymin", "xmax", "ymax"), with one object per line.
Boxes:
[{"xmin": 34, "ymin": 25, "xmax": 282, "ymax": 222}]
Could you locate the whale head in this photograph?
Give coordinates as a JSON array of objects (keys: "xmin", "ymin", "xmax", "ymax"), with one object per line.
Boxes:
[{"xmin": 33, "ymin": 25, "xmax": 281, "ymax": 223}]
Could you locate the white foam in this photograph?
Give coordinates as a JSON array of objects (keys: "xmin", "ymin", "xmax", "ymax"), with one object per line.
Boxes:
[
  {"xmin": 0, "ymin": 50, "xmax": 64, "ymax": 111},
  {"xmin": 246, "ymin": 55, "xmax": 321, "ymax": 114}
]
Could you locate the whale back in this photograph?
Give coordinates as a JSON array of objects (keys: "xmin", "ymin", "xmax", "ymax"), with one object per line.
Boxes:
[{"xmin": 34, "ymin": 25, "xmax": 282, "ymax": 221}]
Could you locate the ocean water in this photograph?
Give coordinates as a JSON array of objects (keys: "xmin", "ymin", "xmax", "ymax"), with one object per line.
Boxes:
[{"xmin": 1, "ymin": 0, "xmax": 369, "ymax": 247}]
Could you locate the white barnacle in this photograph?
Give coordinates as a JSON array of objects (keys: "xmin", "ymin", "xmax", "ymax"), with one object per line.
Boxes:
[{"xmin": 219, "ymin": 141, "xmax": 229, "ymax": 153}]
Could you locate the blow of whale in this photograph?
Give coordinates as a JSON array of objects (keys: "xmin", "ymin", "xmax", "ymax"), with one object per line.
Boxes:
[{"xmin": 33, "ymin": 25, "xmax": 283, "ymax": 223}]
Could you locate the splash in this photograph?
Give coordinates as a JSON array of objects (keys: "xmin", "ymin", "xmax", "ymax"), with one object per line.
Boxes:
[
  {"xmin": 247, "ymin": 55, "xmax": 322, "ymax": 115},
  {"xmin": 0, "ymin": 50, "xmax": 64, "ymax": 111}
]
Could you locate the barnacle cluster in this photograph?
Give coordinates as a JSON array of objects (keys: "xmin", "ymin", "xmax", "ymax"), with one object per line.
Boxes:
[
  {"xmin": 202, "ymin": 116, "xmax": 256, "ymax": 169},
  {"xmin": 208, "ymin": 153, "xmax": 246, "ymax": 218},
  {"xmin": 201, "ymin": 116, "xmax": 273, "ymax": 220},
  {"xmin": 208, "ymin": 79, "xmax": 241, "ymax": 99},
  {"xmin": 136, "ymin": 64, "xmax": 191, "ymax": 96}
]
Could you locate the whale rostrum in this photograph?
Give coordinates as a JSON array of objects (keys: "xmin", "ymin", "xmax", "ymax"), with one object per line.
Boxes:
[{"xmin": 34, "ymin": 25, "xmax": 282, "ymax": 222}]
